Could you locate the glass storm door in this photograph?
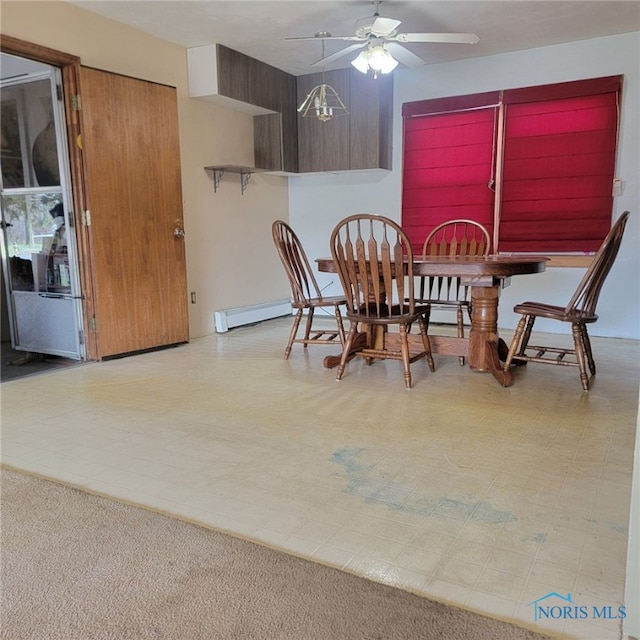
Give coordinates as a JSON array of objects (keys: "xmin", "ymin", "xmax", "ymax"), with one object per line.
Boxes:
[{"xmin": 0, "ymin": 64, "xmax": 84, "ymax": 359}]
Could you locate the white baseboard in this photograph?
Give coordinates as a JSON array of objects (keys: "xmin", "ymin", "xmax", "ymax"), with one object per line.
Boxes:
[{"xmin": 214, "ymin": 299, "xmax": 291, "ymax": 333}]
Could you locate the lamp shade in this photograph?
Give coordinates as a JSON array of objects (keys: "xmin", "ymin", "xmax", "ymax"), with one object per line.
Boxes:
[
  {"xmin": 351, "ymin": 44, "xmax": 398, "ymax": 76},
  {"xmin": 351, "ymin": 50, "xmax": 371, "ymax": 74},
  {"xmin": 368, "ymin": 46, "xmax": 398, "ymax": 73}
]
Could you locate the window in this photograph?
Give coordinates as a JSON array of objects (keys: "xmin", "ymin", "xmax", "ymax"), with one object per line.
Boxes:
[{"xmin": 401, "ymin": 76, "xmax": 622, "ymax": 255}]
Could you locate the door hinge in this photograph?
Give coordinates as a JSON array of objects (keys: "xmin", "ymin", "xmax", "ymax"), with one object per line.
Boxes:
[
  {"xmin": 68, "ymin": 209, "xmax": 75, "ymax": 227},
  {"xmin": 81, "ymin": 210, "xmax": 91, "ymax": 226},
  {"xmin": 79, "ymin": 330, "xmax": 85, "ymax": 345},
  {"xmin": 56, "ymin": 84, "xmax": 63, "ymax": 101},
  {"xmin": 71, "ymin": 94, "xmax": 82, "ymax": 111},
  {"xmin": 88, "ymin": 317, "xmax": 97, "ymax": 331}
]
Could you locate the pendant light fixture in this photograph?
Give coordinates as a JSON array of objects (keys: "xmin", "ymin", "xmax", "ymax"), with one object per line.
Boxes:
[{"xmin": 297, "ymin": 35, "xmax": 349, "ymax": 122}]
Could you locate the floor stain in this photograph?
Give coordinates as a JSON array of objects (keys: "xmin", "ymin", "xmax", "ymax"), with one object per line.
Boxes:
[
  {"xmin": 584, "ymin": 517, "xmax": 628, "ymax": 534},
  {"xmin": 331, "ymin": 447, "xmax": 516, "ymax": 525}
]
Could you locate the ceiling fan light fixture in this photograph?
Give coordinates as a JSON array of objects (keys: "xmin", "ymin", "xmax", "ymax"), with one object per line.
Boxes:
[
  {"xmin": 287, "ymin": 0, "xmax": 478, "ymax": 75},
  {"xmin": 351, "ymin": 44, "xmax": 398, "ymax": 77},
  {"xmin": 369, "ymin": 45, "xmax": 398, "ymax": 73}
]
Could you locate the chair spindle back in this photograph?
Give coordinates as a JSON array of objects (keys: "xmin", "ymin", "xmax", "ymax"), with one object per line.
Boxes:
[
  {"xmin": 272, "ymin": 220, "xmax": 322, "ymax": 306},
  {"xmin": 565, "ymin": 211, "xmax": 630, "ymax": 317},
  {"xmin": 423, "ymin": 219, "xmax": 491, "ymax": 258},
  {"xmin": 330, "ymin": 214, "xmax": 416, "ymax": 320},
  {"xmin": 420, "ymin": 219, "xmax": 491, "ymax": 302}
]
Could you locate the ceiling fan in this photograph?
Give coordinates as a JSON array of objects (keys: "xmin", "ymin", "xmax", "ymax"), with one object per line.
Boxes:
[{"xmin": 286, "ymin": 1, "xmax": 480, "ymax": 74}]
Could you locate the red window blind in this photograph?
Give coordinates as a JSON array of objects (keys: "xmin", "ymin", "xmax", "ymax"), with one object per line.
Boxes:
[
  {"xmin": 402, "ymin": 108, "xmax": 496, "ymax": 254},
  {"xmin": 401, "ymin": 76, "xmax": 622, "ymax": 254},
  {"xmin": 499, "ymin": 92, "xmax": 619, "ymax": 252}
]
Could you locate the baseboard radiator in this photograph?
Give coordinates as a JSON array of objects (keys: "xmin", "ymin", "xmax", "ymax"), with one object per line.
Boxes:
[{"xmin": 214, "ymin": 299, "xmax": 292, "ymax": 333}]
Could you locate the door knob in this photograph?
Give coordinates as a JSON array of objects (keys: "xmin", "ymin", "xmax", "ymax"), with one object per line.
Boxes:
[{"xmin": 173, "ymin": 219, "xmax": 185, "ymax": 238}]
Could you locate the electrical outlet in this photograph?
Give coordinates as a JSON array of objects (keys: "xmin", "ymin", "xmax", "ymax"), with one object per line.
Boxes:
[{"xmin": 190, "ymin": 291, "xmax": 197, "ymax": 304}]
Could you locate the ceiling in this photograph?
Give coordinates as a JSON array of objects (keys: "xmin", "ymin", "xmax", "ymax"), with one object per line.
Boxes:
[{"xmin": 69, "ymin": 1, "xmax": 640, "ymax": 76}]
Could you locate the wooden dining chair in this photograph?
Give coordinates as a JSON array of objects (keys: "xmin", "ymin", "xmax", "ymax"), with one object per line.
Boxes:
[
  {"xmin": 418, "ymin": 219, "xmax": 491, "ymax": 365},
  {"xmin": 503, "ymin": 211, "xmax": 630, "ymax": 390},
  {"xmin": 330, "ymin": 214, "xmax": 435, "ymax": 389},
  {"xmin": 272, "ymin": 220, "xmax": 346, "ymax": 359}
]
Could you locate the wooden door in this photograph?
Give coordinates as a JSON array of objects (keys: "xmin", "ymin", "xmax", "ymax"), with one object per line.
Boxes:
[{"xmin": 78, "ymin": 67, "xmax": 188, "ymax": 358}]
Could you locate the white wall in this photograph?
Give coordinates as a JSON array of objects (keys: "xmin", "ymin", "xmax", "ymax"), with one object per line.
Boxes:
[{"xmin": 289, "ymin": 32, "xmax": 640, "ymax": 339}]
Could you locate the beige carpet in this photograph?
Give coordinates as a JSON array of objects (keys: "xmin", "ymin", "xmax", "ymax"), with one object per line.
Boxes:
[{"xmin": 1, "ymin": 467, "xmax": 554, "ymax": 640}]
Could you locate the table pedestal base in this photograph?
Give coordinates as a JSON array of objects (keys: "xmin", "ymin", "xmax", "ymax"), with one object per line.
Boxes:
[
  {"xmin": 322, "ymin": 286, "xmax": 514, "ymax": 386},
  {"xmin": 467, "ymin": 286, "xmax": 512, "ymax": 386}
]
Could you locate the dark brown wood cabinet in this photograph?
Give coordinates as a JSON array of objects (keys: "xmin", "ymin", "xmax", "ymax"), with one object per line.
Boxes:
[
  {"xmin": 296, "ymin": 70, "xmax": 351, "ymax": 173},
  {"xmin": 188, "ymin": 44, "xmax": 298, "ymax": 173},
  {"xmin": 188, "ymin": 44, "xmax": 393, "ymax": 175},
  {"xmin": 216, "ymin": 45, "xmax": 298, "ymax": 173},
  {"xmin": 296, "ymin": 68, "xmax": 393, "ymax": 173},
  {"xmin": 253, "ymin": 113, "xmax": 284, "ymax": 172},
  {"xmin": 348, "ymin": 70, "xmax": 393, "ymax": 171}
]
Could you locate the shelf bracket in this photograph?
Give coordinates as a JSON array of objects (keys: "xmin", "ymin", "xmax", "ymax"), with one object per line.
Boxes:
[
  {"xmin": 240, "ymin": 170, "xmax": 251, "ymax": 195},
  {"xmin": 205, "ymin": 165, "xmax": 264, "ymax": 195},
  {"xmin": 212, "ymin": 168, "xmax": 224, "ymax": 193}
]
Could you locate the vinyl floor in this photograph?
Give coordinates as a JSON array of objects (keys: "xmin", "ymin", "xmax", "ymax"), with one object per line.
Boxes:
[{"xmin": 1, "ymin": 318, "xmax": 638, "ymax": 640}]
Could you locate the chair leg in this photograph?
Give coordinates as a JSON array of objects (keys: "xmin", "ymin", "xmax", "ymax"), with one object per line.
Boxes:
[
  {"xmin": 336, "ymin": 323, "xmax": 358, "ymax": 381},
  {"xmin": 572, "ymin": 323, "xmax": 591, "ymax": 391},
  {"xmin": 518, "ymin": 315, "xmax": 535, "ymax": 357},
  {"xmin": 399, "ymin": 323, "xmax": 412, "ymax": 389},
  {"xmin": 334, "ymin": 305, "xmax": 346, "ymax": 345},
  {"xmin": 303, "ymin": 308, "xmax": 315, "ymax": 346},
  {"xmin": 457, "ymin": 304, "xmax": 465, "ymax": 366},
  {"xmin": 285, "ymin": 309, "xmax": 303, "ymax": 359},
  {"xmin": 580, "ymin": 324, "xmax": 596, "ymax": 375},
  {"xmin": 503, "ymin": 315, "xmax": 528, "ymax": 369},
  {"xmin": 418, "ymin": 316, "xmax": 435, "ymax": 372},
  {"xmin": 364, "ymin": 325, "xmax": 376, "ymax": 365}
]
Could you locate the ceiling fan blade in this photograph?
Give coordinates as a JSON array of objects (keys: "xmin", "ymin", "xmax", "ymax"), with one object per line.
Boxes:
[
  {"xmin": 370, "ymin": 16, "xmax": 402, "ymax": 37},
  {"xmin": 390, "ymin": 32, "xmax": 480, "ymax": 44},
  {"xmin": 385, "ymin": 43, "xmax": 426, "ymax": 68},
  {"xmin": 285, "ymin": 35, "xmax": 366, "ymax": 42},
  {"xmin": 310, "ymin": 43, "xmax": 367, "ymax": 67}
]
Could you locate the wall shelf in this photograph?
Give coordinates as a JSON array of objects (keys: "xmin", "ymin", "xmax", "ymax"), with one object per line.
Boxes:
[{"xmin": 204, "ymin": 165, "xmax": 266, "ymax": 194}]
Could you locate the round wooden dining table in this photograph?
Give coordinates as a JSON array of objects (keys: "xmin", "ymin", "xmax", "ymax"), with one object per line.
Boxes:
[{"xmin": 316, "ymin": 254, "xmax": 548, "ymax": 386}]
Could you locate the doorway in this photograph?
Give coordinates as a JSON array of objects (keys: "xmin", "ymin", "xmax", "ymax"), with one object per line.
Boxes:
[
  {"xmin": 1, "ymin": 36, "xmax": 190, "ymax": 365},
  {"xmin": 1, "ymin": 53, "xmax": 84, "ymax": 362}
]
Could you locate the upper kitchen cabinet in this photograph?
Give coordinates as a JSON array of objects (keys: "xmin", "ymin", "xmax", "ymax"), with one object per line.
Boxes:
[
  {"xmin": 348, "ymin": 70, "xmax": 393, "ymax": 172},
  {"xmin": 187, "ymin": 44, "xmax": 298, "ymax": 173},
  {"xmin": 296, "ymin": 70, "xmax": 351, "ymax": 173},
  {"xmin": 297, "ymin": 68, "xmax": 393, "ymax": 173},
  {"xmin": 188, "ymin": 44, "xmax": 393, "ymax": 175}
]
